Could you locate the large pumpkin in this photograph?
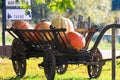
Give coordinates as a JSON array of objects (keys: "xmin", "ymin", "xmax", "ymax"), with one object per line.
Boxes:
[
  {"xmin": 34, "ymin": 21, "xmax": 52, "ymax": 41},
  {"xmin": 12, "ymin": 20, "xmax": 37, "ymax": 41},
  {"xmin": 62, "ymin": 31, "xmax": 86, "ymax": 50},
  {"xmin": 52, "ymin": 15, "xmax": 74, "ymax": 33},
  {"xmin": 12, "ymin": 20, "xmax": 30, "ymax": 29}
]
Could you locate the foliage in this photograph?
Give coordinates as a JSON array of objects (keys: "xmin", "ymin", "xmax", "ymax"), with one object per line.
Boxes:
[
  {"xmin": 71, "ymin": 0, "xmax": 113, "ymax": 25},
  {"xmin": 31, "ymin": 0, "xmax": 114, "ymax": 25},
  {"xmin": 0, "ymin": 0, "xmax": 118, "ymax": 26},
  {"xmin": 32, "ymin": 0, "xmax": 114, "ymax": 25},
  {"xmin": 47, "ymin": 0, "xmax": 75, "ymax": 14},
  {"xmin": 19, "ymin": 0, "xmax": 31, "ymax": 9},
  {"xmin": 17, "ymin": 0, "xmax": 75, "ymax": 14},
  {"xmin": 12, "ymin": 0, "xmax": 75, "ymax": 22},
  {"xmin": 31, "ymin": 1, "xmax": 50, "ymax": 23}
]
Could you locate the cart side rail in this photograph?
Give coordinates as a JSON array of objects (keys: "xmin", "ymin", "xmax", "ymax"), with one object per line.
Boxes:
[{"xmin": 5, "ymin": 25, "xmax": 75, "ymax": 52}]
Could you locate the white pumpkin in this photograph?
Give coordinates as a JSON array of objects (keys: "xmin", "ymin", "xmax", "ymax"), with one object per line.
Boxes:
[{"xmin": 52, "ymin": 15, "xmax": 74, "ymax": 33}]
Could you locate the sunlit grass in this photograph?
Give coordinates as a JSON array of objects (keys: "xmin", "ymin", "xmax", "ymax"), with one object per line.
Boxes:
[
  {"xmin": 1, "ymin": 30, "xmax": 120, "ymax": 80},
  {"xmin": 89, "ymin": 41, "xmax": 120, "ymax": 50},
  {"xmin": 1, "ymin": 58, "xmax": 120, "ymax": 80},
  {"xmin": 0, "ymin": 32, "xmax": 14, "ymax": 45}
]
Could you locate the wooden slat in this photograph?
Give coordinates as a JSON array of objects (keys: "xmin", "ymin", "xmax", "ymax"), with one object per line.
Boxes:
[{"xmin": 75, "ymin": 29, "xmax": 88, "ymax": 32}]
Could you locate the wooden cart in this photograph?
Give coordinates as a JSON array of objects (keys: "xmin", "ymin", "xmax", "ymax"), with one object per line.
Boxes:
[{"xmin": 6, "ymin": 25, "xmax": 105, "ymax": 80}]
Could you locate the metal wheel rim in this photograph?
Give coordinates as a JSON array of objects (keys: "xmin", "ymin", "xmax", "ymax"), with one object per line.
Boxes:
[
  {"xmin": 44, "ymin": 49, "xmax": 56, "ymax": 80},
  {"xmin": 56, "ymin": 64, "xmax": 68, "ymax": 74},
  {"xmin": 11, "ymin": 39, "xmax": 26, "ymax": 78},
  {"xmin": 88, "ymin": 48, "xmax": 103, "ymax": 78},
  {"xmin": 12, "ymin": 58, "xmax": 26, "ymax": 78}
]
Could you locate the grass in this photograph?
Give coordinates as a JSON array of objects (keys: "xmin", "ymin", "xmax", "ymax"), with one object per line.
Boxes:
[
  {"xmin": 89, "ymin": 41, "xmax": 120, "ymax": 50},
  {"xmin": 1, "ymin": 58, "xmax": 120, "ymax": 80},
  {"xmin": 1, "ymin": 31, "xmax": 120, "ymax": 80},
  {"xmin": 0, "ymin": 32, "xmax": 14, "ymax": 45}
]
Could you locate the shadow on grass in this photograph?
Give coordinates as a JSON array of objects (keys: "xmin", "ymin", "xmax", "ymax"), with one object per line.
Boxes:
[
  {"xmin": 55, "ymin": 78, "xmax": 97, "ymax": 80},
  {"xmin": 3, "ymin": 74, "xmax": 41, "ymax": 80},
  {"xmin": 3, "ymin": 75, "xmax": 97, "ymax": 80},
  {"xmin": 23, "ymin": 74, "xmax": 41, "ymax": 79},
  {"xmin": 3, "ymin": 76, "xmax": 21, "ymax": 80}
]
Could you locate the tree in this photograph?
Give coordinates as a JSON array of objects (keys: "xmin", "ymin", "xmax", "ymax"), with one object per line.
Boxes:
[
  {"xmin": 10, "ymin": 0, "xmax": 75, "ymax": 22},
  {"xmin": 17, "ymin": 0, "xmax": 75, "ymax": 14},
  {"xmin": 32, "ymin": 1, "xmax": 50, "ymax": 23},
  {"xmin": 0, "ymin": 0, "xmax": 116, "ymax": 25},
  {"xmin": 72, "ymin": 0, "xmax": 113, "ymax": 25}
]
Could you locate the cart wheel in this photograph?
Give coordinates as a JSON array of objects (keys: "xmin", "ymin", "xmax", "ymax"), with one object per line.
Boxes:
[
  {"xmin": 87, "ymin": 48, "xmax": 103, "ymax": 78},
  {"xmin": 44, "ymin": 49, "xmax": 56, "ymax": 80},
  {"xmin": 56, "ymin": 64, "xmax": 68, "ymax": 74},
  {"xmin": 11, "ymin": 38, "xmax": 26, "ymax": 78}
]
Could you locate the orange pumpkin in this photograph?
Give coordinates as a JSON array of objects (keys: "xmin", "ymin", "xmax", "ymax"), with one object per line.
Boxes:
[
  {"xmin": 12, "ymin": 20, "xmax": 37, "ymax": 41},
  {"xmin": 12, "ymin": 20, "xmax": 30, "ymax": 29},
  {"xmin": 34, "ymin": 21, "xmax": 52, "ymax": 41},
  {"xmin": 62, "ymin": 31, "xmax": 85, "ymax": 50},
  {"xmin": 34, "ymin": 21, "xmax": 51, "ymax": 30}
]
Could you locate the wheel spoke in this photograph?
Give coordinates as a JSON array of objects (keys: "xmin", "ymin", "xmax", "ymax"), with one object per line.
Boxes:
[
  {"xmin": 56, "ymin": 64, "xmax": 68, "ymax": 74},
  {"xmin": 44, "ymin": 49, "xmax": 56, "ymax": 80},
  {"xmin": 11, "ymin": 39, "xmax": 26, "ymax": 78},
  {"xmin": 88, "ymin": 48, "xmax": 103, "ymax": 78}
]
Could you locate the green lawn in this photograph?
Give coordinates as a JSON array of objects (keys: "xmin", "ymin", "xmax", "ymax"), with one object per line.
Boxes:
[
  {"xmin": 1, "ymin": 32, "xmax": 120, "ymax": 80},
  {"xmin": 0, "ymin": 58, "xmax": 120, "ymax": 80},
  {"xmin": 89, "ymin": 41, "xmax": 120, "ymax": 50},
  {"xmin": 0, "ymin": 32, "xmax": 14, "ymax": 45}
]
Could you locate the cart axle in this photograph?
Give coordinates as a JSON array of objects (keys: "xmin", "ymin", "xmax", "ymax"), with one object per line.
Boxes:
[{"xmin": 67, "ymin": 61, "xmax": 105, "ymax": 65}]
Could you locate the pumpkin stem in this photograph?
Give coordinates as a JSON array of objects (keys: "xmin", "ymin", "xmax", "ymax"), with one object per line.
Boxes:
[{"xmin": 57, "ymin": 14, "xmax": 63, "ymax": 19}]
